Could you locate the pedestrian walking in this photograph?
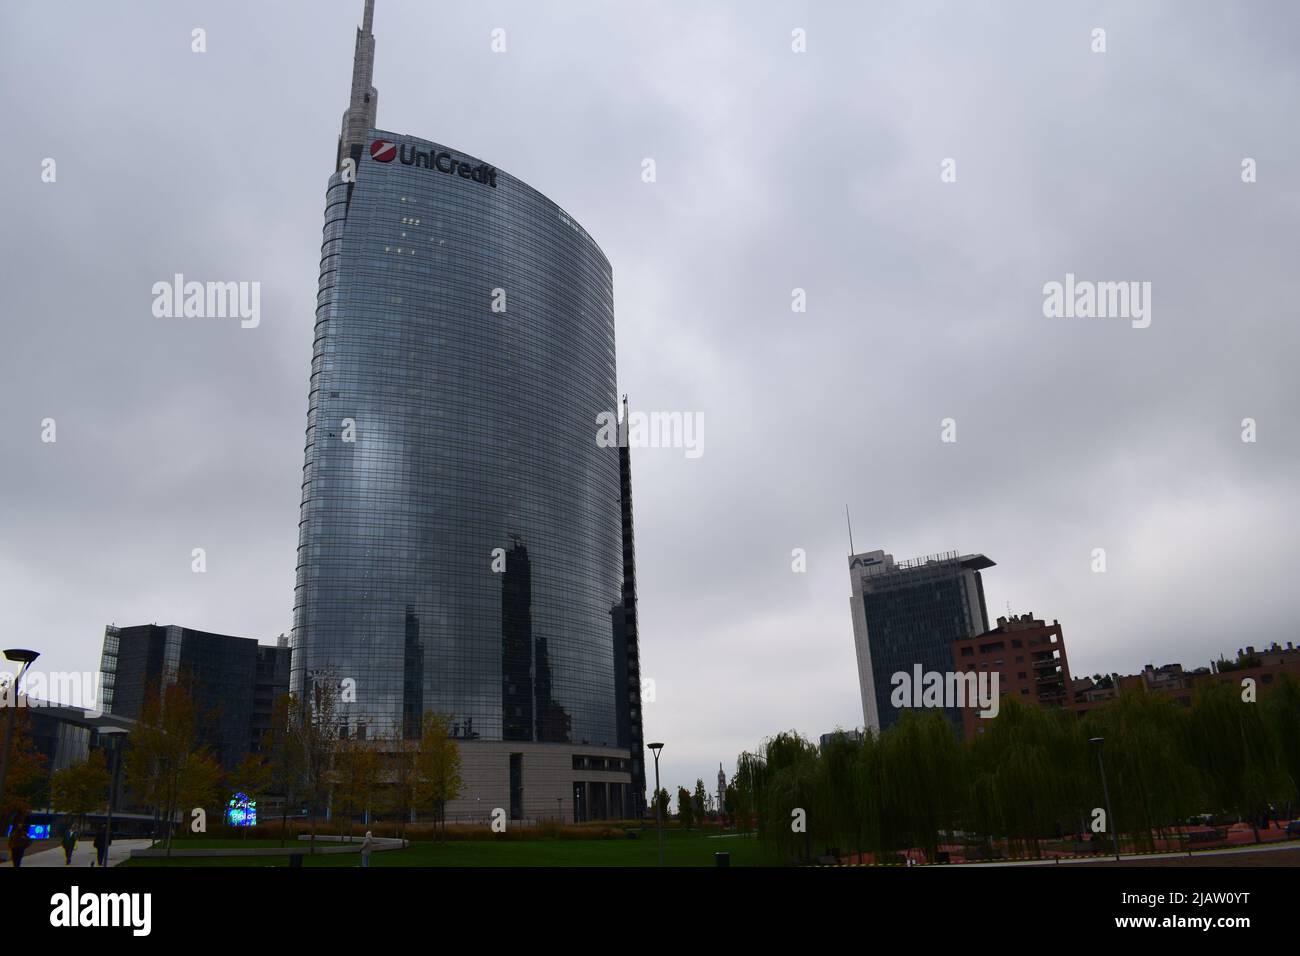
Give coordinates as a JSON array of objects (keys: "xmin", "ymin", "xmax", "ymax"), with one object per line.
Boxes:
[
  {"xmin": 8, "ymin": 817, "xmax": 32, "ymax": 868},
  {"xmin": 92, "ymin": 825, "xmax": 109, "ymax": 867},
  {"xmin": 360, "ymin": 830, "xmax": 374, "ymax": 868},
  {"xmin": 61, "ymin": 823, "xmax": 78, "ymax": 865}
]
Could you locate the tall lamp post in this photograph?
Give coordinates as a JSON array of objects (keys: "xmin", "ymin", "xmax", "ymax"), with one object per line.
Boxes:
[
  {"xmin": 648, "ymin": 742, "xmax": 664, "ymax": 866},
  {"xmin": 1089, "ymin": 736, "xmax": 1121, "ymax": 862},
  {"xmin": 99, "ymin": 726, "xmax": 129, "ymax": 861},
  {"xmin": 0, "ymin": 648, "xmax": 41, "ymax": 817}
]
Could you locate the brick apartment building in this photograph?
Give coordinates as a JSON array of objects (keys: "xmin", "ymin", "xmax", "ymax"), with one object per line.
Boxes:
[
  {"xmin": 1072, "ymin": 641, "xmax": 1300, "ymax": 713},
  {"xmin": 949, "ymin": 615, "xmax": 1300, "ymax": 735},
  {"xmin": 951, "ymin": 613, "xmax": 1071, "ymax": 738}
]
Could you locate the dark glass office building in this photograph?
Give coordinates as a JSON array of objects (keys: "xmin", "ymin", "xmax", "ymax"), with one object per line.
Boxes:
[
  {"xmin": 99, "ymin": 624, "xmax": 290, "ymax": 768},
  {"xmin": 292, "ymin": 2, "xmax": 640, "ymax": 819},
  {"xmin": 847, "ymin": 550, "xmax": 993, "ymax": 734}
]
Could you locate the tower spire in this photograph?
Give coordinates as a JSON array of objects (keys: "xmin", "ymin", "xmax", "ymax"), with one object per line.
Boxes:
[{"xmin": 337, "ymin": 0, "xmax": 379, "ymax": 171}]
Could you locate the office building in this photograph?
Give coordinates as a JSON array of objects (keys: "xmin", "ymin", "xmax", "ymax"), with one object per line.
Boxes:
[
  {"xmin": 24, "ymin": 701, "xmax": 133, "ymax": 777},
  {"xmin": 99, "ymin": 624, "xmax": 290, "ymax": 768},
  {"xmin": 612, "ymin": 398, "xmax": 647, "ymax": 816},
  {"xmin": 291, "ymin": 1, "xmax": 639, "ymax": 820},
  {"xmin": 819, "ymin": 729, "xmax": 865, "ymax": 749},
  {"xmin": 848, "ymin": 549, "xmax": 993, "ymax": 733}
]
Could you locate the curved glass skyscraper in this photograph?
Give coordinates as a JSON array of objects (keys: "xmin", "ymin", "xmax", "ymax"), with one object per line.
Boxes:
[{"xmin": 292, "ymin": 1, "xmax": 643, "ymax": 820}]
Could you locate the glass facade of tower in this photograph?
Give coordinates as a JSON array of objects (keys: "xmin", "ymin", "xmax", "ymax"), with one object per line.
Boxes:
[
  {"xmin": 850, "ymin": 551, "xmax": 992, "ymax": 734},
  {"xmin": 292, "ymin": 130, "xmax": 622, "ymax": 748}
]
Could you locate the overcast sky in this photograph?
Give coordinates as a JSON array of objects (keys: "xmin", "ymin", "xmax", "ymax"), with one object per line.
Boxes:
[{"xmin": 2, "ymin": 0, "xmax": 1298, "ymax": 796}]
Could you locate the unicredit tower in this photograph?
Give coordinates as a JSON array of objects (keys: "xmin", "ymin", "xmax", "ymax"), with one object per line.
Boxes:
[{"xmin": 292, "ymin": 1, "xmax": 645, "ymax": 822}]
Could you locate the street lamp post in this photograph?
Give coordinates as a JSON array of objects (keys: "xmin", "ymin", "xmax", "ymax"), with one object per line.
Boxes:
[
  {"xmin": 1090, "ymin": 736, "xmax": 1121, "ymax": 862},
  {"xmin": 99, "ymin": 726, "xmax": 129, "ymax": 863},
  {"xmin": 648, "ymin": 742, "xmax": 664, "ymax": 866},
  {"xmin": 0, "ymin": 649, "xmax": 41, "ymax": 816}
]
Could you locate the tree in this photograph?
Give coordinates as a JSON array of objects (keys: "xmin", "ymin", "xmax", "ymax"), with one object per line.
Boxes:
[
  {"xmin": 756, "ymin": 731, "xmax": 822, "ymax": 862},
  {"xmin": 333, "ymin": 734, "xmax": 383, "ymax": 837},
  {"xmin": 176, "ymin": 752, "xmax": 224, "ymax": 837},
  {"xmin": 725, "ymin": 671, "xmax": 1300, "ymax": 866},
  {"xmin": 723, "ymin": 781, "xmax": 739, "ymax": 826},
  {"xmin": 1080, "ymin": 692, "xmax": 1200, "ymax": 853},
  {"xmin": 122, "ymin": 678, "xmax": 204, "ymax": 852},
  {"xmin": 1262, "ymin": 674, "xmax": 1300, "ymax": 817},
  {"xmin": 0, "ymin": 707, "xmax": 48, "ymax": 825},
  {"xmin": 676, "ymin": 786, "xmax": 694, "ymax": 829},
  {"xmin": 730, "ymin": 751, "xmax": 764, "ymax": 835},
  {"xmin": 1187, "ymin": 681, "xmax": 1287, "ymax": 842},
  {"xmin": 291, "ymin": 670, "xmax": 342, "ymax": 853},
  {"xmin": 263, "ymin": 692, "xmax": 306, "ymax": 846},
  {"xmin": 230, "ymin": 749, "xmax": 272, "ymax": 838},
  {"xmin": 967, "ymin": 698, "xmax": 1087, "ymax": 859},
  {"xmin": 382, "ymin": 721, "xmax": 417, "ymax": 839},
  {"xmin": 692, "ymin": 779, "xmax": 708, "ymax": 823},
  {"xmin": 50, "ymin": 750, "xmax": 111, "ymax": 831},
  {"xmin": 412, "ymin": 712, "xmax": 461, "ymax": 838},
  {"xmin": 652, "ymin": 786, "xmax": 670, "ymax": 822},
  {"xmin": 819, "ymin": 729, "xmax": 867, "ymax": 859}
]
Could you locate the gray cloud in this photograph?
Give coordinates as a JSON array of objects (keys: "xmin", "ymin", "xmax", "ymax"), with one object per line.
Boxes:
[{"xmin": 2, "ymin": 0, "xmax": 1297, "ymax": 797}]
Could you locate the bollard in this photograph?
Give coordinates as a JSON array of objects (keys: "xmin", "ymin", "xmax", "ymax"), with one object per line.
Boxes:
[{"xmin": 715, "ymin": 852, "xmax": 730, "ymax": 867}]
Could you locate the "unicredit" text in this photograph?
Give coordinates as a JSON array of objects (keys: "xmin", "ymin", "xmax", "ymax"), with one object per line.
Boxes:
[{"xmin": 397, "ymin": 143, "xmax": 497, "ymax": 188}]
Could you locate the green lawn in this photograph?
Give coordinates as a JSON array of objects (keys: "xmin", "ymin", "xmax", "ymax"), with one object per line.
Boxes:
[{"xmin": 122, "ymin": 830, "xmax": 771, "ymax": 867}]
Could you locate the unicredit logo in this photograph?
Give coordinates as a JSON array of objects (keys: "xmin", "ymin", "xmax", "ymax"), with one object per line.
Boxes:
[{"xmin": 368, "ymin": 138, "xmax": 498, "ymax": 189}]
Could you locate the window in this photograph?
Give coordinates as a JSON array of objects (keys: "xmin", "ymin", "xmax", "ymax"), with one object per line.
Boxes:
[{"xmin": 509, "ymin": 753, "xmax": 523, "ymax": 820}]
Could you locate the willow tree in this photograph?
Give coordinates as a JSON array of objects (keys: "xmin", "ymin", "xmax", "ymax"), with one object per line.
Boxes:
[
  {"xmin": 965, "ymin": 698, "xmax": 1084, "ymax": 859},
  {"xmin": 1261, "ymin": 674, "xmax": 1300, "ymax": 816},
  {"xmin": 1187, "ymin": 680, "xmax": 1287, "ymax": 841},
  {"xmin": 878, "ymin": 711, "xmax": 961, "ymax": 862},
  {"xmin": 852, "ymin": 730, "xmax": 891, "ymax": 860},
  {"xmin": 818, "ymin": 730, "xmax": 867, "ymax": 858},
  {"xmin": 730, "ymin": 750, "xmax": 765, "ymax": 834},
  {"xmin": 755, "ymin": 731, "xmax": 822, "ymax": 862},
  {"xmin": 1081, "ymin": 691, "xmax": 1202, "ymax": 851}
]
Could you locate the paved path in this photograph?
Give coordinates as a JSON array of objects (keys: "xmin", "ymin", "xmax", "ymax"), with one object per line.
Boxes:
[
  {"xmin": 947, "ymin": 840, "xmax": 1300, "ymax": 868},
  {"xmin": 13, "ymin": 838, "xmax": 152, "ymax": 868}
]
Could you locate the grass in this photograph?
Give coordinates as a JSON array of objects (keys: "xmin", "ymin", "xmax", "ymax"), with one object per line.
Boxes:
[{"xmin": 122, "ymin": 830, "xmax": 771, "ymax": 867}]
